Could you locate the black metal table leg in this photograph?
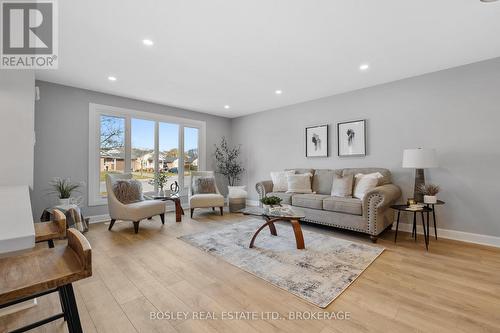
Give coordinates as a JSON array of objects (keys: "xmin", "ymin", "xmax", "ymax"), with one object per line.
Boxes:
[
  {"xmin": 48, "ymin": 239, "xmax": 55, "ymax": 248},
  {"xmin": 394, "ymin": 210, "xmax": 401, "ymax": 243},
  {"xmin": 432, "ymin": 204, "xmax": 438, "ymax": 240},
  {"xmin": 412, "ymin": 212, "xmax": 417, "ymax": 241},
  {"xmin": 60, "ymin": 284, "xmax": 83, "ymax": 333},
  {"xmin": 421, "ymin": 212, "xmax": 428, "ymax": 251}
]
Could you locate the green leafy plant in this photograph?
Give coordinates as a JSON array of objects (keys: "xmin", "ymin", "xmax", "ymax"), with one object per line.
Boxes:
[
  {"xmin": 49, "ymin": 178, "xmax": 82, "ymax": 199},
  {"xmin": 260, "ymin": 196, "xmax": 283, "ymax": 206},
  {"xmin": 214, "ymin": 136, "xmax": 245, "ymax": 186},
  {"xmin": 417, "ymin": 183, "xmax": 440, "ymax": 196},
  {"xmin": 148, "ymin": 170, "xmax": 171, "ymax": 191}
]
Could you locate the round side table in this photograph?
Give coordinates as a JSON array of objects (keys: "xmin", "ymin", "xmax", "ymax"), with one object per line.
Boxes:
[{"xmin": 391, "ymin": 204, "xmax": 433, "ymax": 251}]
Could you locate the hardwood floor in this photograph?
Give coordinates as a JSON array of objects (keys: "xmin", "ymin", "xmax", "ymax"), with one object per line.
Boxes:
[{"xmin": 2, "ymin": 210, "xmax": 500, "ymax": 333}]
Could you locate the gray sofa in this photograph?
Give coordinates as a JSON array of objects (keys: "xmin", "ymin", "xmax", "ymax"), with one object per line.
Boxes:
[{"xmin": 255, "ymin": 168, "xmax": 402, "ymax": 242}]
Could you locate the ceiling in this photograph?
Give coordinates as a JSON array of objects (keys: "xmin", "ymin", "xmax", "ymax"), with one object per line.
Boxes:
[{"xmin": 36, "ymin": 0, "xmax": 500, "ymax": 118}]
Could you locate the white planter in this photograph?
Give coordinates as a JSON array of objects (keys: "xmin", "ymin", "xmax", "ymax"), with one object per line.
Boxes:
[
  {"xmin": 58, "ymin": 198, "xmax": 70, "ymax": 206},
  {"xmin": 228, "ymin": 186, "xmax": 247, "ymax": 212},
  {"xmin": 424, "ymin": 195, "xmax": 437, "ymax": 204}
]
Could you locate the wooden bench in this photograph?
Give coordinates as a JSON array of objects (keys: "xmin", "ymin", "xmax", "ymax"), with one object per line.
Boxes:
[
  {"xmin": 34, "ymin": 209, "xmax": 66, "ymax": 248},
  {"xmin": 0, "ymin": 228, "xmax": 92, "ymax": 333}
]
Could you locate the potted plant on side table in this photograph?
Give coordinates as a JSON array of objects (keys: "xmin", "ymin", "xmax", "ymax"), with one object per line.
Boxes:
[
  {"xmin": 418, "ymin": 183, "xmax": 440, "ymax": 204},
  {"xmin": 148, "ymin": 170, "xmax": 171, "ymax": 197},
  {"xmin": 49, "ymin": 178, "xmax": 82, "ymax": 206},
  {"xmin": 260, "ymin": 196, "xmax": 283, "ymax": 209}
]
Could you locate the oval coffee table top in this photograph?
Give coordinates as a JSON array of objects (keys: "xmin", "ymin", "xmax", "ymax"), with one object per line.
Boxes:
[{"xmin": 239, "ymin": 206, "xmax": 305, "ymax": 219}]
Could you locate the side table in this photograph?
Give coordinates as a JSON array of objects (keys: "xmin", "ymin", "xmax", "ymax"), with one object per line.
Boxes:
[
  {"xmin": 144, "ymin": 193, "xmax": 184, "ymax": 222},
  {"xmin": 391, "ymin": 204, "xmax": 433, "ymax": 251}
]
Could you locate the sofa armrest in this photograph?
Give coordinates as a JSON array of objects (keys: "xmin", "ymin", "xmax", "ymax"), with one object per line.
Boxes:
[
  {"xmin": 255, "ymin": 180, "xmax": 273, "ymax": 202},
  {"xmin": 363, "ymin": 184, "xmax": 402, "ymax": 213}
]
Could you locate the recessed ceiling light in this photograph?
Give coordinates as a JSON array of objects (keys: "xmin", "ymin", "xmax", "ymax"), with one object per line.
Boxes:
[
  {"xmin": 359, "ymin": 63, "xmax": 370, "ymax": 71},
  {"xmin": 142, "ymin": 39, "xmax": 154, "ymax": 46},
  {"xmin": 224, "ymin": 105, "xmax": 230, "ymax": 109},
  {"xmin": 108, "ymin": 76, "xmax": 117, "ymax": 81},
  {"xmin": 275, "ymin": 90, "xmax": 283, "ymax": 95}
]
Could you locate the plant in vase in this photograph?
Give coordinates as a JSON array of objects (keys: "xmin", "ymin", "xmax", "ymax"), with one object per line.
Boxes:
[
  {"xmin": 49, "ymin": 178, "xmax": 82, "ymax": 206},
  {"xmin": 417, "ymin": 183, "xmax": 440, "ymax": 204},
  {"xmin": 148, "ymin": 170, "xmax": 171, "ymax": 196},
  {"xmin": 260, "ymin": 196, "xmax": 283, "ymax": 209},
  {"xmin": 214, "ymin": 136, "xmax": 245, "ymax": 188}
]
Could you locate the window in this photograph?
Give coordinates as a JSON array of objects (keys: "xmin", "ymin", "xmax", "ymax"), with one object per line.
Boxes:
[{"xmin": 89, "ymin": 104, "xmax": 206, "ymax": 206}]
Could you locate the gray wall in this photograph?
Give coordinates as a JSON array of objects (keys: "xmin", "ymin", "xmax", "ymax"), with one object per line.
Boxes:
[
  {"xmin": 33, "ymin": 81, "xmax": 232, "ymax": 217},
  {"xmin": 231, "ymin": 57, "xmax": 500, "ymax": 237},
  {"xmin": 0, "ymin": 71, "xmax": 35, "ymax": 188}
]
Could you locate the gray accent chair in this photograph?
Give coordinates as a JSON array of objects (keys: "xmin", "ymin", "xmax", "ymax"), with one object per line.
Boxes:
[
  {"xmin": 189, "ymin": 171, "xmax": 225, "ymax": 217},
  {"xmin": 106, "ymin": 173, "xmax": 166, "ymax": 233},
  {"xmin": 256, "ymin": 168, "xmax": 402, "ymax": 242}
]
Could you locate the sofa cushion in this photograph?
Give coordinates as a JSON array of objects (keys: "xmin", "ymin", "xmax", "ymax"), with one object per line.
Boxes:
[
  {"xmin": 323, "ymin": 197, "xmax": 363, "ymax": 215},
  {"xmin": 286, "ymin": 168, "xmax": 315, "ymax": 177},
  {"xmin": 312, "ymin": 169, "xmax": 342, "ymax": 194},
  {"xmin": 286, "ymin": 173, "xmax": 313, "ymax": 194},
  {"xmin": 342, "ymin": 168, "xmax": 391, "ymax": 185},
  {"xmin": 267, "ymin": 192, "xmax": 293, "ymax": 205},
  {"xmin": 292, "ymin": 194, "xmax": 330, "ymax": 209}
]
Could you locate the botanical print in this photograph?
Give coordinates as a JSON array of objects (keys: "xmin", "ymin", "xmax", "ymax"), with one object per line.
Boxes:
[
  {"xmin": 306, "ymin": 125, "xmax": 328, "ymax": 157},
  {"xmin": 338, "ymin": 120, "xmax": 366, "ymax": 157}
]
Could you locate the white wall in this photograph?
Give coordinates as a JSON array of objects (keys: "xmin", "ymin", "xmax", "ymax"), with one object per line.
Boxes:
[
  {"xmin": 0, "ymin": 71, "xmax": 35, "ymax": 187},
  {"xmin": 231, "ymin": 57, "xmax": 500, "ymax": 237}
]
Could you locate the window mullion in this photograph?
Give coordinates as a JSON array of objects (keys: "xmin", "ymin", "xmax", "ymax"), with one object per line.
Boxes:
[
  {"xmin": 124, "ymin": 115, "xmax": 132, "ymax": 173},
  {"xmin": 154, "ymin": 121, "xmax": 159, "ymax": 193},
  {"xmin": 179, "ymin": 125, "xmax": 185, "ymax": 192}
]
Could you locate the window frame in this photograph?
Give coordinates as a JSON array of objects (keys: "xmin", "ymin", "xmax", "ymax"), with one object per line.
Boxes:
[{"xmin": 89, "ymin": 103, "xmax": 206, "ymax": 206}]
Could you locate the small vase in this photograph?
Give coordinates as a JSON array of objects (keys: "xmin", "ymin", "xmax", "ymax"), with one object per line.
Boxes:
[
  {"xmin": 59, "ymin": 198, "xmax": 70, "ymax": 206},
  {"xmin": 424, "ymin": 195, "xmax": 437, "ymax": 204}
]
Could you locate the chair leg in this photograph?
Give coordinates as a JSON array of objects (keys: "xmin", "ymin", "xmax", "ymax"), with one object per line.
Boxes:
[
  {"xmin": 220, "ymin": 207, "xmax": 223, "ymax": 216},
  {"xmin": 133, "ymin": 221, "xmax": 140, "ymax": 234},
  {"xmin": 190, "ymin": 208, "xmax": 195, "ymax": 218},
  {"xmin": 48, "ymin": 239, "xmax": 55, "ymax": 248},
  {"xmin": 108, "ymin": 219, "xmax": 116, "ymax": 231},
  {"xmin": 160, "ymin": 213, "xmax": 165, "ymax": 224},
  {"xmin": 212, "ymin": 207, "xmax": 215, "ymax": 211},
  {"xmin": 370, "ymin": 235, "xmax": 378, "ymax": 243}
]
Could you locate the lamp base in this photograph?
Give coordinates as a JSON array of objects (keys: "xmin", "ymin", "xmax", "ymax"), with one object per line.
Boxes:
[{"xmin": 414, "ymin": 168, "xmax": 425, "ymax": 203}]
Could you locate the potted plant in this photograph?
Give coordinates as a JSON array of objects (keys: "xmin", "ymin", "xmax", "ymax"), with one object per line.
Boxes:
[
  {"xmin": 417, "ymin": 184, "xmax": 440, "ymax": 204},
  {"xmin": 49, "ymin": 178, "xmax": 82, "ymax": 206},
  {"xmin": 214, "ymin": 136, "xmax": 245, "ymax": 189},
  {"xmin": 260, "ymin": 196, "xmax": 283, "ymax": 209},
  {"xmin": 148, "ymin": 170, "xmax": 171, "ymax": 196}
]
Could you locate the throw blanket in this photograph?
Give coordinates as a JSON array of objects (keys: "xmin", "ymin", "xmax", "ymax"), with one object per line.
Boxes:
[{"xmin": 40, "ymin": 204, "xmax": 89, "ymax": 233}]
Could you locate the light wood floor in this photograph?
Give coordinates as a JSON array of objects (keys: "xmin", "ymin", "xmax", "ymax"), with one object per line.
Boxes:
[{"xmin": 2, "ymin": 210, "xmax": 500, "ymax": 333}]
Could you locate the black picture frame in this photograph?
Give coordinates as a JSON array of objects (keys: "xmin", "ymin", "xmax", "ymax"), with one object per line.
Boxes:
[
  {"xmin": 305, "ymin": 124, "xmax": 328, "ymax": 157},
  {"xmin": 337, "ymin": 119, "xmax": 366, "ymax": 157}
]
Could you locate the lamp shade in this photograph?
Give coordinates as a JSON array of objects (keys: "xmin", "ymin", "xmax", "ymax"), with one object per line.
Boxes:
[{"xmin": 402, "ymin": 148, "xmax": 438, "ymax": 169}]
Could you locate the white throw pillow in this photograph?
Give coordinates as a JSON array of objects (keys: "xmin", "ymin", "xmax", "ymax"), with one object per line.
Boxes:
[
  {"xmin": 331, "ymin": 174, "xmax": 354, "ymax": 198},
  {"xmin": 270, "ymin": 170, "xmax": 295, "ymax": 192},
  {"xmin": 353, "ymin": 172, "xmax": 383, "ymax": 199},
  {"xmin": 286, "ymin": 173, "xmax": 313, "ymax": 194}
]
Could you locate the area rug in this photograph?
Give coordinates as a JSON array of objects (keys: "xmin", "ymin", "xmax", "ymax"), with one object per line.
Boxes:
[{"xmin": 179, "ymin": 219, "xmax": 384, "ymax": 308}]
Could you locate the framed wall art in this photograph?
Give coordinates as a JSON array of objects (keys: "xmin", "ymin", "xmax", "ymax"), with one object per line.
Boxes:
[
  {"xmin": 337, "ymin": 119, "xmax": 366, "ymax": 157},
  {"xmin": 305, "ymin": 124, "xmax": 328, "ymax": 157}
]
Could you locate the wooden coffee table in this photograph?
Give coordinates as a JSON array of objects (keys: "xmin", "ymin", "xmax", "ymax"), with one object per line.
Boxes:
[{"xmin": 239, "ymin": 206, "xmax": 306, "ymax": 249}]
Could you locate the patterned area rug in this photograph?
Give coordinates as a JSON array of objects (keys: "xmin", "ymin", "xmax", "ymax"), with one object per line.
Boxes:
[{"xmin": 180, "ymin": 219, "xmax": 384, "ymax": 308}]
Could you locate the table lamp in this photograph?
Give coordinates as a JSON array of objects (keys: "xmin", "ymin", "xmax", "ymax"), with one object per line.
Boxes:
[{"xmin": 402, "ymin": 148, "xmax": 438, "ymax": 203}]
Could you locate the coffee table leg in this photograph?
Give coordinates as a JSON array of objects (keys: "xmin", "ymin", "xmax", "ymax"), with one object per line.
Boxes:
[
  {"xmin": 249, "ymin": 219, "xmax": 278, "ymax": 248},
  {"xmin": 290, "ymin": 219, "xmax": 305, "ymax": 250}
]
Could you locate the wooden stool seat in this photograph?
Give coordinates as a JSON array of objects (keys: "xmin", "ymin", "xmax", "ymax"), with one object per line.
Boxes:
[
  {"xmin": 0, "ymin": 229, "xmax": 92, "ymax": 332},
  {"xmin": 34, "ymin": 209, "xmax": 66, "ymax": 248}
]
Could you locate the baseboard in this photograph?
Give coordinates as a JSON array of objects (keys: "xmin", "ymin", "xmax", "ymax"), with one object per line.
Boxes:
[
  {"xmin": 88, "ymin": 214, "xmax": 110, "ymax": 224},
  {"xmin": 392, "ymin": 223, "xmax": 500, "ymax": 248}
]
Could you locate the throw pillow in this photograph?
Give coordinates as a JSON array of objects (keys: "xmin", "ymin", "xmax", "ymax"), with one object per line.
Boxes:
[
  {"xmin": 112, "ymin": 179, "xmax": 144, "ymax": 204},
  {"xmin": 286, "ymin": 173, "xmax": 313, "ymax": 194},
  {"xmin": 331, "ymin": 174, "xmax": 354, "ymax": 197},
  {"xmin": 353, "ymin": 172, "xmax": 383, "ymax": 199},
  {"xmin": 192, "ymin": 176, "xmax": 217, "ymax": 194},
  {"xmin": 270, "ymin": 170, "xmax": 295, "ymax": 192}
]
